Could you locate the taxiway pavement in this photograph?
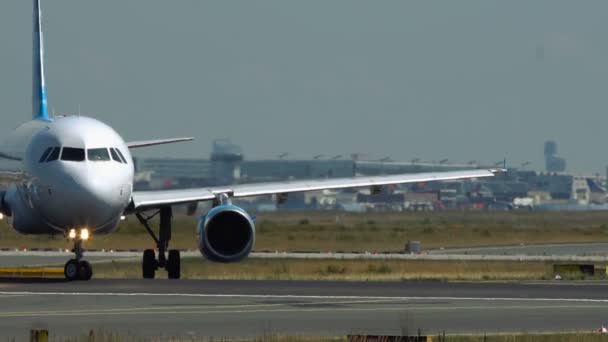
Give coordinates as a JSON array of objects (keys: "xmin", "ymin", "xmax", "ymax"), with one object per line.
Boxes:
[
  {"xmin": 4, "ymin": 243, "xmax": 608, "ymax": 266},
  {"xmin": 429, "ymin": 242, "xmax": 608, "ymax": 256},
  {"xmin": 0, "ymin": 279, "xmax": 607, "ymax": 338}
]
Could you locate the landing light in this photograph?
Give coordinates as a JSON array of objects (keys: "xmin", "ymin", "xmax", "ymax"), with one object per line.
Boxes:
[
  {"xmin": 68, "ymin": 229, "xmax": 77, "ymax": 239},
  {"xmin": 0, "ymin": 213, "xmax": 3, "ymax": 220},
  {"xmin": 80, "ymin": 228, "xmax": 90, "ymax": 241},
  {"xmin": 120, "ymin": 215, "xmax": 126, "ymax": 221}
]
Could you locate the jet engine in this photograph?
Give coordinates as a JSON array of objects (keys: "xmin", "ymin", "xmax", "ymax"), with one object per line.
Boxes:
[
  {"xmin": 197, "ymin": 205, "xmax": 255, "ymax": 262},
  {"xmin": 0, "ymin": 191, "xmax": 8, "ymax": 216}
]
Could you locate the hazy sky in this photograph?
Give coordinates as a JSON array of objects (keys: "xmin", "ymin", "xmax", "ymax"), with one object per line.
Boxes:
[{"xmin": 1, "ymin": 1, "xmax": 607, "ymax": 172}]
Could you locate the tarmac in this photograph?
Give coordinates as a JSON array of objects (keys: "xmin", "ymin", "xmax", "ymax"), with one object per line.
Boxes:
[
  {"xmin": 0, "ymin": 254, "xmax": 136, "ymax": 267},
  {"xmin": 429, "ymin": 242, "xmax": 608, "ymax": 256},
  {"xmin": 1, "ymin": 245, "xmax": 608, "ymax": 339},
  {"xmin": 0, "ymin": 279, "xmax": 608, "ymax": 338},
  {"xmin": 2, "ymin": 245, "xmax": 608, "ymax": 267}
]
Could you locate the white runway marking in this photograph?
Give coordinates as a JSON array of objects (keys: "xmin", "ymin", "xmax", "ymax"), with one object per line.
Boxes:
[{"xmin": 1, "ymin": 291, "xmax": 608, "ymax": 303}]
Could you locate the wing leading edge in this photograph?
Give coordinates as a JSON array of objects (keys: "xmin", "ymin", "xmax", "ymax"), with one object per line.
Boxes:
[
  {"xmin": 129, "ymin": 169, "xmax": 503, "ymax": 212},
  {"xmin": 126, "ymin": 137, "xmax": 194, "ymax": 149},
  {"xmin": 0, "ymin": 152, "xmax": 22, "ymax": 161}
]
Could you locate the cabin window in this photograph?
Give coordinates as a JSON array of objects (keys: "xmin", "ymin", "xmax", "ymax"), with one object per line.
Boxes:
[
  {"xmin": 109, "ymin": 148, "xmax": 123, "ymax": 163},
  {"xmin": 115, "ymin": 149, "xmax": 128, "ymax": 164},
  {"xmin": 61, "ymin": 147, "xmax": 85, "ymax": 162},
  {"xmin": 87, "ymin": 148, "xmax": 110, "ymax": 161},
  {"xmin": 39, "ymin": 147, "xmax": 53, "ymax": 162},
  {"xmin": 46, "ymin": 147, "xmax": 60, "ymax": 162}
]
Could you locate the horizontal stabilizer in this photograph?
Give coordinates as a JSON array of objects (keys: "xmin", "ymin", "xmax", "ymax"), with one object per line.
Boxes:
[{"xmin": 126, "ymin": 137, "xmax": 194, "ymax": 149}]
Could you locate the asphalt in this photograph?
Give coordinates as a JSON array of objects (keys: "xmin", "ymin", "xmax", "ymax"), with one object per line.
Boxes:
[
  {"xmin": 5, "ymin": 242, "xmax": 608, "ymax": 267},
  {"xmin": 429, "ymin": 242, "xmax": 608, "ymax": 256},
  {"xmin": 0, "ymin": 254, "xmax": 137, "ymax": 267},
  {"xmin": 0, "ymin": 279, "xmax": 608, "ymax": 339},
  {"xmin": 2, "ymin": 246, "xmax": 608, "ymax": 339}
]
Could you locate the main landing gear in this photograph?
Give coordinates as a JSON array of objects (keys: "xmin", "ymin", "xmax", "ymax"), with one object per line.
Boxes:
[
  {"xmin": 136, "ymin": 207, "xmax": 180, "ymax": 279},
  {"xmin": 64, "ymin": 229, "xmax": 93, "ymax": 281}
]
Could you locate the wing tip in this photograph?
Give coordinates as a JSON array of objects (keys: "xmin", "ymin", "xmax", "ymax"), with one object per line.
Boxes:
[{"xmin": 489, "ymin": 168, "xmax": 508, "ymax": 174}]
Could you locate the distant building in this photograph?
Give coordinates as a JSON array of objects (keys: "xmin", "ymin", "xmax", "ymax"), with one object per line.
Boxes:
[
  {"xmin": 532, "ymin": 173, "xmax": 572, "ymax": 200},
  {"xmin": 355, "ymin": 160, "xmax": 473, "ymax": 175},
  {"xmin": 241, "ymin": 160, "xmax": 354, "ymax": 182},
  {"xmin": 135, "ymin": 158, "xmax": 212, "ymax": 189},
  {"xmin": 210, "ymin": 139, "xmax": 243, "ymax": 186},
  {"xmin": 544, "ymin": 140, "xmax": 566, "ymax": 172}
]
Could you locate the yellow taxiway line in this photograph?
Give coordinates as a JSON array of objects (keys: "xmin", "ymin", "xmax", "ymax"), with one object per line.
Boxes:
[{"xmin": 0, "ymin": 267, "xmax": 63, "ymax": 277}]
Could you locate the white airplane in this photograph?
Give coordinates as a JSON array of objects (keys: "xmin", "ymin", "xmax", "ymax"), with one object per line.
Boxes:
[{"xmin": 0, "ymin": 0, "xmax": 502, "ymax": 281}]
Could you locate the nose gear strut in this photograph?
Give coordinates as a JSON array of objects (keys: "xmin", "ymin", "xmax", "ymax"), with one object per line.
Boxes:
[{"xmin": 64, "ymin": 236, "xmax": 93, "ymax": 281}]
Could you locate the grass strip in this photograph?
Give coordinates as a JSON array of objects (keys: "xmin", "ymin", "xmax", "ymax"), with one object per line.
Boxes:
[
  {"xmin": 4, "ymin": 211, "xmax": 608, "ymax": 253},
  {"xmin": 91, "ymin": 257, "xmax": 570, "ymax": 281}
]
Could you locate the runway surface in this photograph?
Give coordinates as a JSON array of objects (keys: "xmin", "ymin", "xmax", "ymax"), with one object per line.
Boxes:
[
  {"xmin": 0, "ymin": 279, "xmax": 608, "ymax": 338},
  {"xmin": 430, "ymin": 242, "xmax": 608, "ymax": 256},
  {"xmin": 0, "ymin": 254, "xmax": 136, "ymax": 267},
  {"xmin": 4, "ymin": 242, "xmax": 608, "ymax": 267}
]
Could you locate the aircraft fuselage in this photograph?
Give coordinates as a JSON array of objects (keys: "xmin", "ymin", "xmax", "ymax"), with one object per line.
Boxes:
[{"xmin": 0, "ymin": 116, "xmax": 134, "ymax": 235}]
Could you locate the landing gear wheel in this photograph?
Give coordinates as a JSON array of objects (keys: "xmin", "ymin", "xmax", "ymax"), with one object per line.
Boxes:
[
  {"xmin": 64, "ymin": 259, "xmax": 79, "ymax": 281},
  {"xmin": 167, "ymin": 249, "xmax": 181, "ymax": 279},
  {"xmin": 78, "ymin": 260, "xmax": 93, "ymax": 281},
  {"xmin": 143, "ymin": 249, "xmax": 156, "ymax": 279}
]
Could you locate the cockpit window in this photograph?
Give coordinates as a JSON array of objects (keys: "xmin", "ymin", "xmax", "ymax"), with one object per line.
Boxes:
[
  {"xmin": 115, "ymin": 149, "xmax": 128, "ymax": 164},
  {"xmin": 46, "ymin": 147, "xmax": 60, "ymax": 162},
  {"xmin": 61, "ymin": 147, "xmax": 85, "ymax": 162},
  {"xmin": 109, "ymin": 148, "xmax": 124, "ymax": 164},
  {"xmin": 39, "ymin": 147, "xmax": 53, "ymax": 162},
  {"xmin": 87, "ymin": 148, "xmax": 110, "ymax": 162}
]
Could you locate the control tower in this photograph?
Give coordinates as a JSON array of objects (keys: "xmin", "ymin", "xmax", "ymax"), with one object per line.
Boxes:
[
  {"xmin": 210, "ymin": 139, "xmax": 243, "ymax": 185},
  {"xmin": 544, "ymin": 140, "xmax": 566, "ymax": 172}
]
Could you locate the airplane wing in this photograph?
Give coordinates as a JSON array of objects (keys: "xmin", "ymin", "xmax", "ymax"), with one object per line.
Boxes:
[
  {"xmin": 126, "ymin": 137, "xmax": 194, "ymax": 149},
  {"xmin": 0, "ymin": 151, "xmax": 22, "ymax": 161},
  {"xmin": 129, "ymin": 168, "xmax": 503, "ymax": 212}
]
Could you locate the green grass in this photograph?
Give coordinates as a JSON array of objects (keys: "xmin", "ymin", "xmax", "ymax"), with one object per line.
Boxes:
[
  {"xmin": 92, "ymin": 257, "xmax": 563, "ymax": 281},
  {"xmin": 3, "ymin": 210, "xmax": 608, "ymax": 253}
]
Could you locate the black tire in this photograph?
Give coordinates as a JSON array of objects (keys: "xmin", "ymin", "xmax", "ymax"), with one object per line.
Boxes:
[
  {"xmin": 64, "ymin": 259, "xmax": 79, "ymax": 281},
  {"xmin": 143, "ymin": 249, "xmax": 156, "ymax": 279},
  {"xmin": 78, "ymin": 260, "xmax": 93, "ymax": 281},
  {"xmin": 167, "ymin": 249, "xmax": 181, "ymax": 279}
]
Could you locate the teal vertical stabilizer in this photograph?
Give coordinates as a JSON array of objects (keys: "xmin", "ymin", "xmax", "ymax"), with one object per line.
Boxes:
[{"xmin": 32, "ymin": 0, "xmax": 50, "ymax": 121}]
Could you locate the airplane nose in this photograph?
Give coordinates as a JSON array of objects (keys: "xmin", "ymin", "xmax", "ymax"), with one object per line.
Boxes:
[
  {"xmin": 43, "ymin": 171, "xmax": 130, "ymax": 229},
  {"xmin": 73, "ymin": 174, "xmax": 131, "ymax": 213},
  {"xmin": 31, "ymin": 159, "xmax": 133, "ymax": 231}
]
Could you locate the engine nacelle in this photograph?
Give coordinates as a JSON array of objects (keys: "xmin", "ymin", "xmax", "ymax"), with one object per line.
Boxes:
[
  {"xmin": 197, "ymin": 205, "xmax": 255, "ymax": 262},
  {"xmin": 0, "ymin": 191, "xmax": 9, "ymax": 216}
]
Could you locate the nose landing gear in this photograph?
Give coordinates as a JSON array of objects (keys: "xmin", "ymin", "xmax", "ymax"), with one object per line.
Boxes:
[{"xmin": 64, "ymin": 229, "xmax": 93, "ymax": 281}]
